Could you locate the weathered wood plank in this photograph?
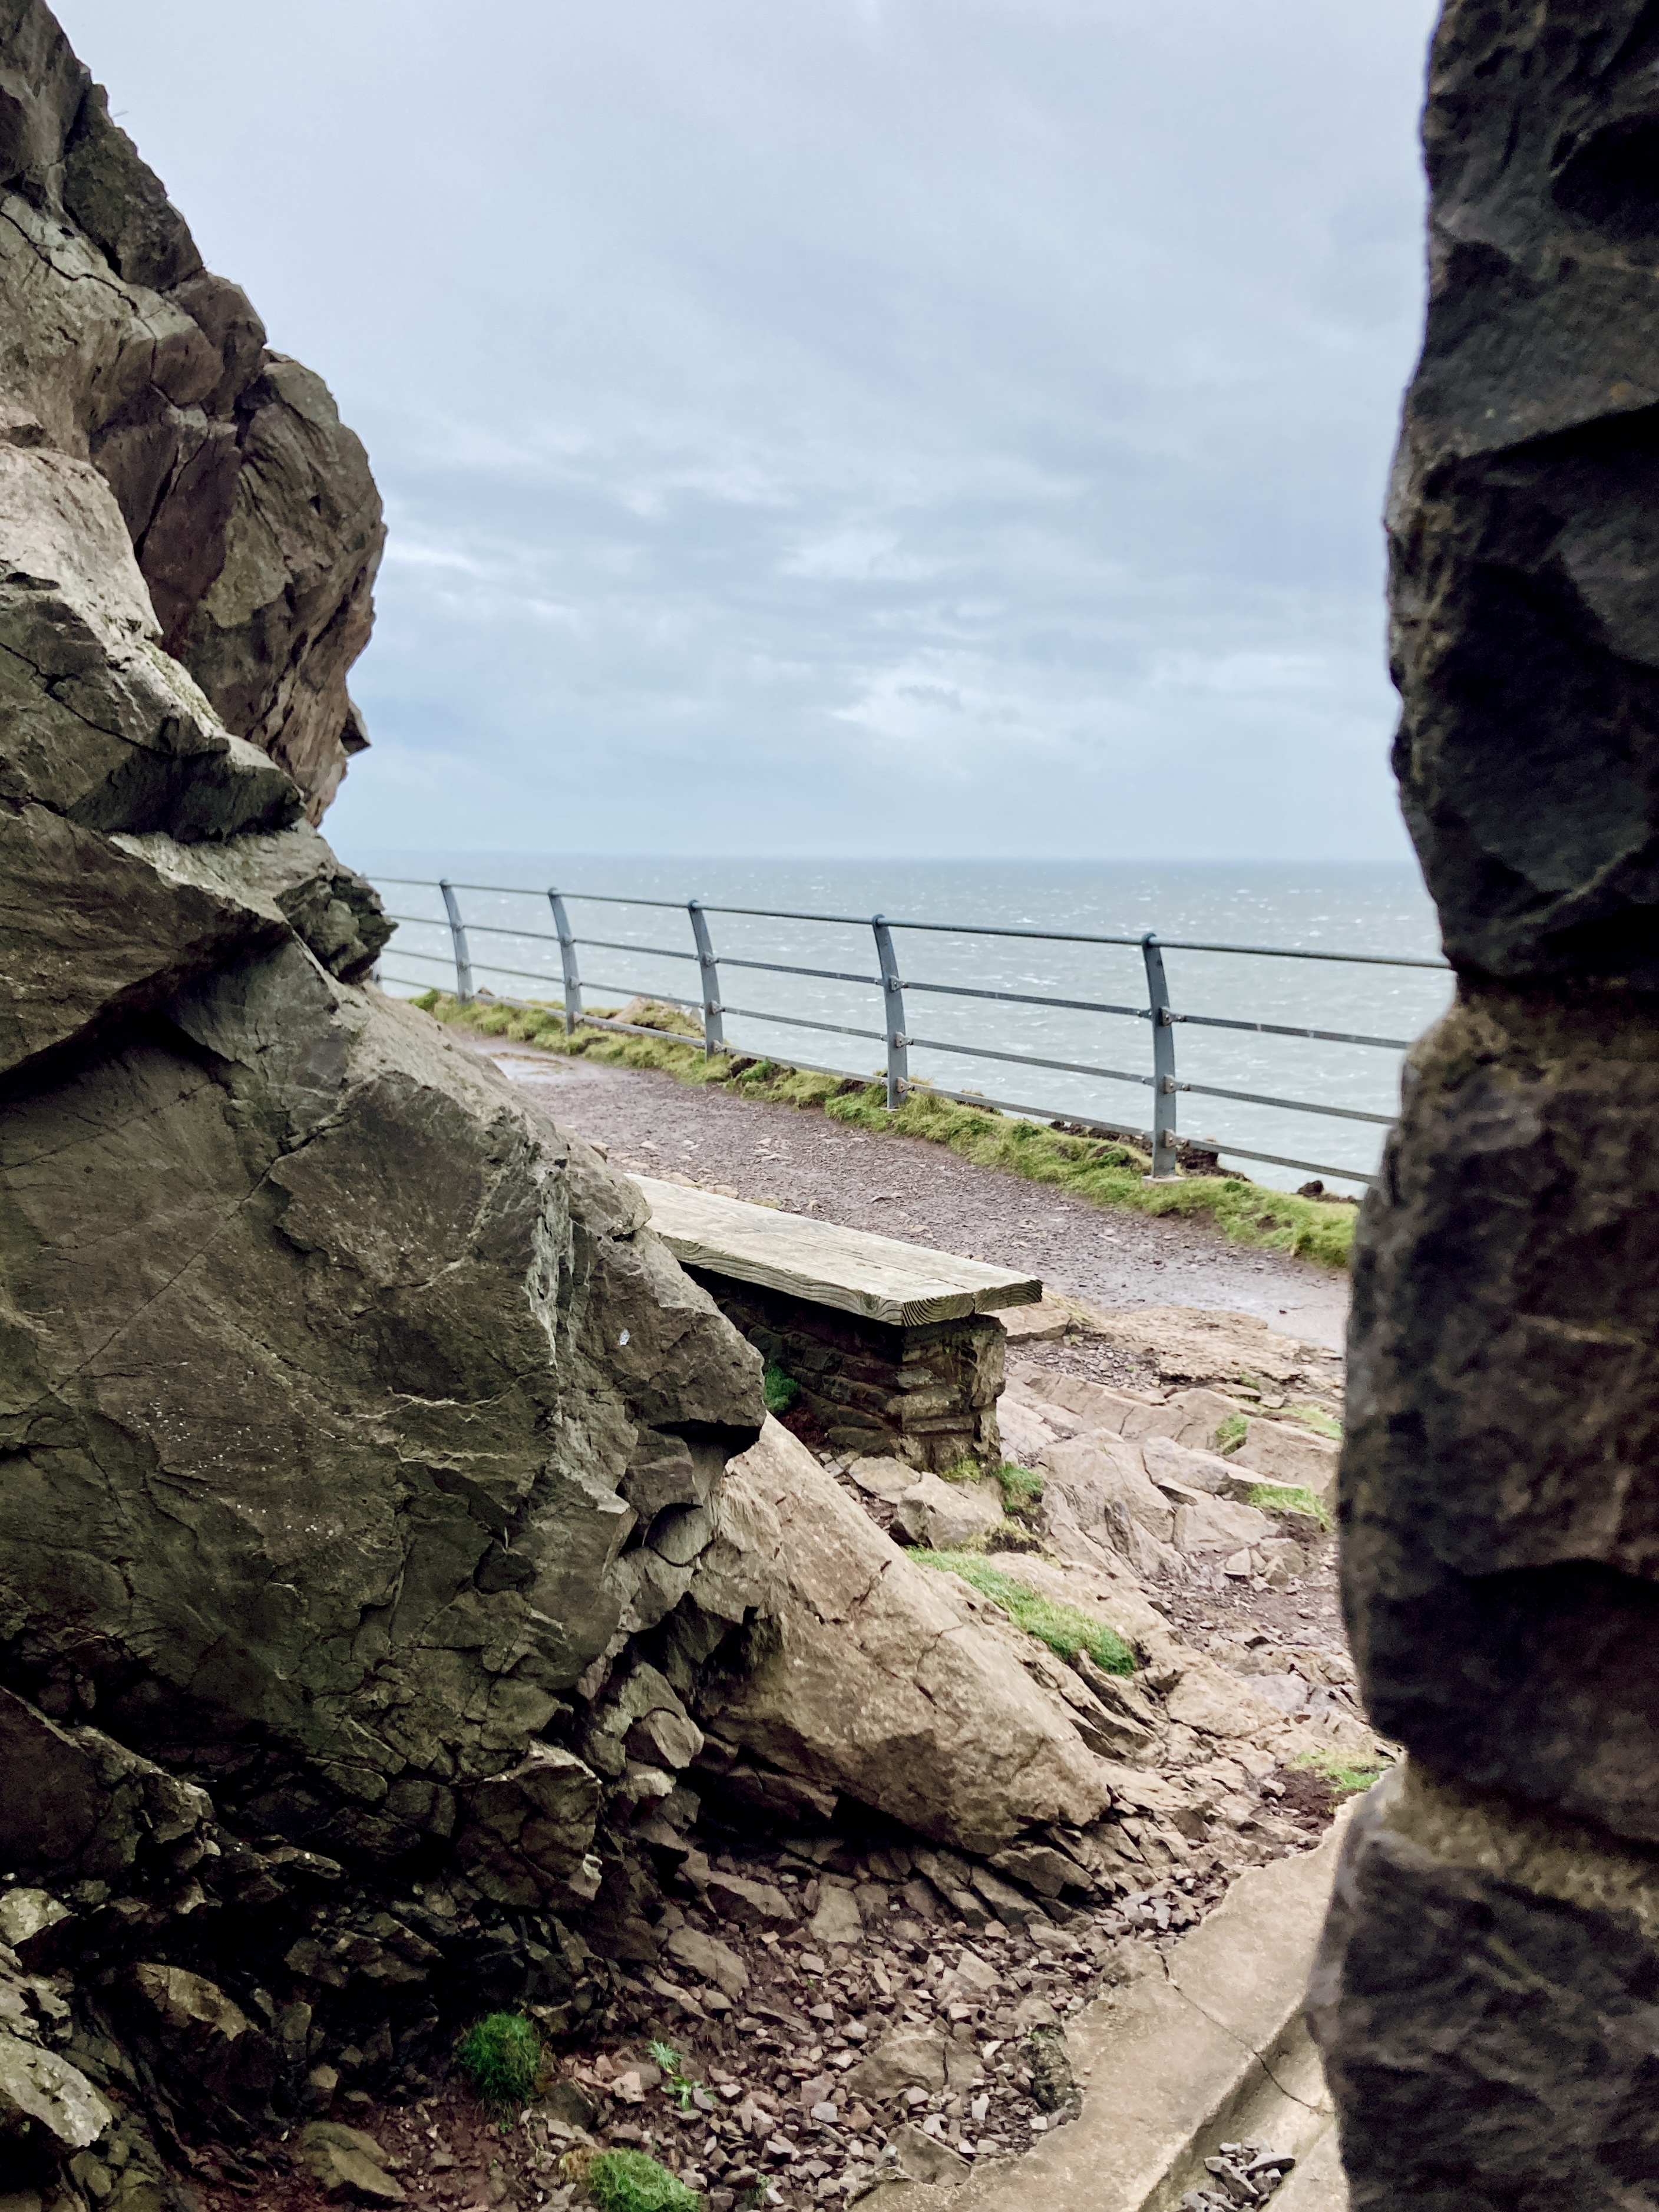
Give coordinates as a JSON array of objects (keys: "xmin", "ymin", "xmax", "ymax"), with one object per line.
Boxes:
[{"xmin": 632, "ymin": 1176, "xmax": 1041, "ymax": 1328}]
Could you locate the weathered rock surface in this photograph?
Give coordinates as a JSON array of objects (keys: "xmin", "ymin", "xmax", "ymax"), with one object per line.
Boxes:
[
  {"xmin": 0, "ymin": 0, "xmax": 382, "ymax": 819},
  {"xmin": 686, "ymin": 1421, "xmax": 1122, "ymax": 1853},
  {"xmin": 1321, "ymin": 2, "xmax": 1659, "ymax": 2197},
  {"xmin": 301, "ymin": 2120, "xmax": 407, "ymax": 2203},
  {"xmin": 891, "ymin": 1467, "xmax": 1004, "ymax": 1550},
  {"xmin": 0, "ymin": 6, "xmax": 778, "ymax": 2199},
  {"xmin": 1312, "ymin": 1761, "xmax": 1659, "ymax": 2209},
  {"xmin": 1386, "ymin": 1, "xmax": 1659, "ymax": 986},
  {"xmin": 1343, "ymin": 989, "xmax": 1659, "ymax": 1838},
  {"xmin": 1060, "ymin": 1309, "xmax": 1340, "ymax": 1399},
  {"xmin": 1001, "ymin": 1367, "xmax": 1327, "ymax": 1583}
]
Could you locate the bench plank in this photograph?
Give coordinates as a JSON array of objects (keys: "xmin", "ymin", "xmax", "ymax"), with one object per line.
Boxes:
[{"xmin": 632, "ymin": 1176, "xmax": 1041, "ymax": 1327}]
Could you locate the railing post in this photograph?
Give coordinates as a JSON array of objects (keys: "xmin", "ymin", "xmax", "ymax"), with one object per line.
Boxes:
[
  {"xmin": 688, "ymin": 899, "xmax": 724, "ymax": 1057},
  {"xmin": 547, "ymin": 889, "xmax": 583, "ymax": 1035},
  {"xmin": 872, "ymin": 914, "xmax": 908, "ymax": 1110},
  {"xmin": 1141, "ymin": 931, "xmax": 1179, "ymax": 1180},
  {"xmin": 439, "ymin": 879, "xmax": 474, "ymax": 1003}
]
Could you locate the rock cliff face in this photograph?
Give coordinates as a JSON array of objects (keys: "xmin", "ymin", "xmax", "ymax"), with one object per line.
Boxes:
[
  {"xmin": 1, "ymin": 12, "xmax": 1230, "ymax": 2201},
  {"xmin": 1314, "ymin": 5, "xmax": 1659, "ymax": 2201},
  {"xmin": 0, "ymin": 3, "xmax": 768, "ymax": 2190},
  {"xmin": 0, "ymin": 0, "xmax": 382, "ymax": 819}
]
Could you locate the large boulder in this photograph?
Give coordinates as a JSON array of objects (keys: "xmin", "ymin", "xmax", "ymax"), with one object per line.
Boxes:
[
  {"xmin": 0, "ymin": 0, "xmax": 382, "ymax": 820},
  {"xmin": 2, "ymin": 930, "xmax": 761, "ymax": 1857},
  {"xmin": 686, "ymin": 1420, "xmax": 1122, "ymax": 1854},
  {"xmin": 0, "ymin": 1686, "xmax": 211, "ymax": 1886},
  {"xmin": 0, "ymin": 0, "xmax": 762, "ymax": 1883}
]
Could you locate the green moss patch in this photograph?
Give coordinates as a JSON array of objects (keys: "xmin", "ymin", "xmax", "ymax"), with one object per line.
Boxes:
[
  {"xmin": 762, "ymin": 1362, "xmax": 799, "ymax": 1417},
  {"xmin": 994, "ymin": 1462, "xmax": 1045, "ymax": 1518},
  {"xmin": 913, "ymin": 1553, "xmax": 1135, "ymax": 1674},
  {"xmin": 1211, "ymin": 1411, "xmax": 1248, "ymax": 1456},
  {"xmin": 409, "ymin": 993, "xmax": 1356, "ymax": 1269},
  {"xmin": 1284, "ymin": 1402, "xmax": 1343, "ymax": 1440}
]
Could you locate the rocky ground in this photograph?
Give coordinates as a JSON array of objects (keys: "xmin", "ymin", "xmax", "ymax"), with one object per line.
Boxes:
[
  {"xmin": 465, "ymin": 1042, "xmax": 1350, "ymax": 1352},
  {"xmin": 166, "ymin": 1294, "xmax": 1372, "ymax": 2212},
  {"xmin": 184, "ymin": 1775, "xmax": 1344, "ymax": 2212}
]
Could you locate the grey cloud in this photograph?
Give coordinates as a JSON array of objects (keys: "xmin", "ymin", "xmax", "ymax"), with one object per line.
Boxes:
[{"xmin": 54, "ymin": 0, "xmax": 1439, "ymax": 857}]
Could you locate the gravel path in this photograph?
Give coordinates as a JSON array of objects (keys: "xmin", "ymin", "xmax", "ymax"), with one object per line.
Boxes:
[{"xmin": 463, "ymin": 1039, "xmax": 1350, "ymax": 1350}]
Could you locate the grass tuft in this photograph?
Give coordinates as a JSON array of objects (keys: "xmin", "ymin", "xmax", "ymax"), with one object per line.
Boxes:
[
  {"xmin": 994, "ymin": 1462, "xmax": 1045, "ymax": 1519},
  {"xmin": 913, "ymin": 1551, "xmax": 1135, "ymax": 1674},
  {"xmin": 647, "ymin": 2040, "xmax": 698, "ymax": 2111},
  {"xmin": 1292, "ymin": 1746, "xmax": 1391, "ymax": 1796},
  {"xmin": 938, "ymin": 1457, "xmax": 992, "ymax": 1487},
  {"xmin": 1245, "ymin": 1483, "xmax": 1331, "ymax": 1532},
  {"xmin": 1284, "ymin": 1402, "xmax": 1343, "ymax": 1441},
  {"xmin": 408, "ymin": 995, "xmax": 1356, "ymax": 1269},
  {"xmin": 1211, "ymin": 1412, "xmax": 1248, "ymax": 1457},
  {"xmin": 762, "ymin": 1362, "xmax": 800, "ymax": 1417},
  {"xmin": 455, "ymin": 2011, "xmax": 541, "ymax": 2109},
  {"xmin": 586, "ymin": 2148, "xmax": 702, "ymax": 2212}
]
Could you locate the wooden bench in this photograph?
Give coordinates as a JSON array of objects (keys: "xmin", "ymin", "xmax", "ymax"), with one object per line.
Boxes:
[{"xmin": 633, "ymin": 1177, "xmax": 1040, "ymax": 1469}]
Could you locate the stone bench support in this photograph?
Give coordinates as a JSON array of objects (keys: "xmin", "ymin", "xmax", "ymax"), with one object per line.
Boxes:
[{"xmin": 633, "ymin": 1178, "xmax": 1040, "ymax": 1470}]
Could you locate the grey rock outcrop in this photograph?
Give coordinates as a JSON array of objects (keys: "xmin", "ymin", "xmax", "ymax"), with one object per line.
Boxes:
[
  {"xmin": 1317, "ymin": 4, "xmax": 1659, "ymax": 2200},
  {"xmin": 0, "ymin": 2, "xmax": 772, "ymax": 2194},
  {"xmin": 685, "ymin": 1420, "xmax": 1122, "ymax": 1854},
  {"xmin": 0, "ymin": 0, "xmax": 381, "ymax": 819}
]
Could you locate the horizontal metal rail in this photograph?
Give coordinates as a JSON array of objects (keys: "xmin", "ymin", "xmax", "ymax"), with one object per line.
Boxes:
[
  {"xmin": 1176, "ymin": 1012, "xmax": 1412, "ymax": 1051},
  {"xmin": 1177, "ymin": 1081, "xmax": 1397, "ymax": 1126},
  {"xmin": 573, "ymin": 935, "xmax": 698, "ymax": 960},
  {"xmin": 384, "ymin": 881, "xmax": 1450, "ymax": 971},
  {"xmin": 370, "ymin": 876, "xmax": 1440, "ymax": 1188},
  {"xmin": 720, "ymin": 955, "xmax": 885, "ymax": 988},
  {"xmin": 721, "ymin": 1006, "xmax": 889, "ymax": 1046},
  {"xmin": 907, "ymin": 978, "xmax": 1148, "ymax": 1020},
  {"xmin": 904, "ymin": 1034, "xmax": 1153, "ymax": 1089}
]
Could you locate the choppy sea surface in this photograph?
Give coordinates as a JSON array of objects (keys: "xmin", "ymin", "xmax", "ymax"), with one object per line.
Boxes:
[{"xmin": 348, "ymin": 855, "xmax": 1449, "ymax": 1194}]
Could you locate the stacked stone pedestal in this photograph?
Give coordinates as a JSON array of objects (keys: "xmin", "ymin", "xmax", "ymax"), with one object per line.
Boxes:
[
  {"xmin": 1317, "ymin": 2, "xmax": 1659, "ymax": 2199},
  {"xmin": 686, "ymin": 1270, "xmax": 1004, "ymax": 1470}
]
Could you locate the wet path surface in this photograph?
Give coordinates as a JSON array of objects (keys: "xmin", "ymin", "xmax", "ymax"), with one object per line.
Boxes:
[{"xmin": 460, "ymin": 1038, "xmax": 1350, "ymax": 1349}]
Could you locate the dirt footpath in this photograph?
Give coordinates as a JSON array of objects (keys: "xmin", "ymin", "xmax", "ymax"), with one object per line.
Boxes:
[{"xmin": 465, "ymin": 1040, "xmax": 1350, "ymax": 1350}]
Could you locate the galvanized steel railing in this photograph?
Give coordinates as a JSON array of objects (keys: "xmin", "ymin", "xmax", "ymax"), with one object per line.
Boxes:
[{"xmin": 373, "ymin": 878, "xmax": 1449, "ymax": 1188}]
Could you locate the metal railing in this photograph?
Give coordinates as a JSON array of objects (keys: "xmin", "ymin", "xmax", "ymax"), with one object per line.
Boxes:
[{"xmin": 372, "ymin": 877, "xmax": 1450, "ymax": 1188}]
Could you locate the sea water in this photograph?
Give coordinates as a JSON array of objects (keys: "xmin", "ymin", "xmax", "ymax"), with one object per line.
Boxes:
[{"xmin": 352, "ymin": 854, "xmax": 1449, "ymax": 1193}]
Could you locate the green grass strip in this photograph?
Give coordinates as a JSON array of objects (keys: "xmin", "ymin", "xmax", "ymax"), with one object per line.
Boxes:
[
  {"xmin": 1211, "ymin": 1411, "xmax": 1248, "ymax": 1456},
  {"xmin": 1284, "ymin": 1402, "xmax": 1343, "ymax": 1440},
  {"xmin": 912, "ymin": 1551, "xmax": 1136, "ymax": 1675},
  {"xmin": 1244, "ymin": 1481, "xmax": 1331, "ymax": 1532},
  {"xmin": 1291, "ymin": 1747, "xmax": 1391, "ymax": 1796},
  {"xmin": 412, "ymin": 993, "xmax": 1355, "ymax": 1269},
  {"xmin": 994, "ymin": 1461, "xmax": 1046, "ymax": 1518}
]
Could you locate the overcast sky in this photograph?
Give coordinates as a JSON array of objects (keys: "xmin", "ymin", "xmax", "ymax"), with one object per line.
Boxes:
[{"xmin": 57, "ymin": 0, "xmax": 1439, "ymax": 862}]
